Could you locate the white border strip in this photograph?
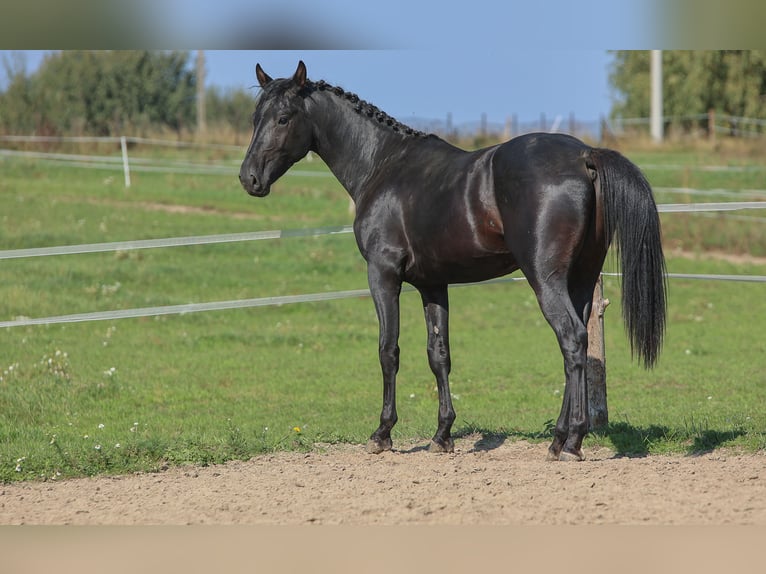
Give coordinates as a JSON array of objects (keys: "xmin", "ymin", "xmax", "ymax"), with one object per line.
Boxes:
[
  {"xmin": 0, "ymin": 226, "xmax": 354, "ymax": 260},
  {"xmin": 657, "ymin": 201, "xmax": 766, "ymax": 213},
  {"xmin": 0, "ymin": 289, "xmax": 373, "ymax": 328}
]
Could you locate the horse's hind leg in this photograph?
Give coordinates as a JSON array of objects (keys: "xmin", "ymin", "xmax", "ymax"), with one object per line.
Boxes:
[
  {"xmin": 418, "ymin": 285, "xmax": 456, "ymax": 453},
  {"xmin": 533, "ymin": 277, "xmax": 591, "ymax": 461}
]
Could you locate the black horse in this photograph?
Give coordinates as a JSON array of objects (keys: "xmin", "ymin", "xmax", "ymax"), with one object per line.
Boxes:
[{"xmin": 240, "ymin": 61, "xmax": 666, "ymax": 461}]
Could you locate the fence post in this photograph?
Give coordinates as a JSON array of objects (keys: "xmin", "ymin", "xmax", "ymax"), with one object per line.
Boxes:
[
  {"xmin": 708, "ymin": 109, "xmax": 716, "ymax": 144},
  {"xmin": 120, "ymin": 136, "xmax": 131, "ymax": 188},
  {"xmin": 587, "ymin": 275, "xmax": 609, "ymax": 430}
]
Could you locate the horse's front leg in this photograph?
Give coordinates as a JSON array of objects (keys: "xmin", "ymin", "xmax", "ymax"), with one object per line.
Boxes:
[
  {"xmin": 366, "ymin": 263, "xmax": 402, "ymax": 454},
  {"xmin": 418, "ymin": 285, "xmax": 456, "ymax": 453}
]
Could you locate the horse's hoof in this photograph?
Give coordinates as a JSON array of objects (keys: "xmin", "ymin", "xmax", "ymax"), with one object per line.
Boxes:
[
  {"xmin": 428, "ymin": 438, "xmax": 454, "ymax": 453},
  {"xmin": 366, "ymin": 437, "xmax": 392, "ymax": 454},
  {"xmin": 545, "ymin": 449, "xmax": 561, "ymax": 462},
  {"xmin": 558, "ymin": 450, "xmax": 585, "ymax": 462}
]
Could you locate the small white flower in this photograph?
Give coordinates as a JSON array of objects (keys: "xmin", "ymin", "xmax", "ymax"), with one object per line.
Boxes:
[
  {"xmin": 115, "ymin": 443, "xmax": 121, "ymax": 448},
  {"xmin": 707, "ymin": 396, "xmax": 713, "ymax": 400},
  {"xmin": 409, "ymin": 393, "xmax": 416, "ymax": 399},
  {"xmin": 98, "ymin": 423, "xmax": 105, "ymax": 429},
  {"xmin": 94, "ymin": 444, "xmax": 101, "ymax": 451}
]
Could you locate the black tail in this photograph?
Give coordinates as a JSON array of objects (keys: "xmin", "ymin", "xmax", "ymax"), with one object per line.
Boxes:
[{"xmin": 591, "ymin": 148, "xmax": 667, "ymax": 368}]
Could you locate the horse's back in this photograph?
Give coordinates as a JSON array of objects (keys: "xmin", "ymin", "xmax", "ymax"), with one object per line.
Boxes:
[{"xmin": 493, "ymin": 133, "xmax": 592, "ymax": 183}]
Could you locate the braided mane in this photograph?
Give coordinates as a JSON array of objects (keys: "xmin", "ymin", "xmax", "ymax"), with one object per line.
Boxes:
[{"xmin": 306, "ymin": 79, "xmax": 428, "ymax": 138}]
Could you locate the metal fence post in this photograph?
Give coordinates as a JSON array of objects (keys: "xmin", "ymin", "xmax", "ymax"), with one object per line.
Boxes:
[{"xmin": 120, "ymin": 135, "xmax": 131, "ymax": 188}]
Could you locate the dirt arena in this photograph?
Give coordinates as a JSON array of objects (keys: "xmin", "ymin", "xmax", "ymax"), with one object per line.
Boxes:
[{"xmin": 1, "ymin": 436, "xmax": 764, "ymax": 525}]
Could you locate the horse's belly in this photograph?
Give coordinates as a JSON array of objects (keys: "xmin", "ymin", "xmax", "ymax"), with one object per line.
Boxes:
[{"xmin": 405, "ymin": 251, "xmax": 518, "ymax": 286}]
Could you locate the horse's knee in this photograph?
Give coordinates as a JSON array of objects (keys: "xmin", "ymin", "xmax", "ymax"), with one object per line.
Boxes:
[{"xmin": 379, "ymin": 344, "xmax": 400, "ymax": 373}]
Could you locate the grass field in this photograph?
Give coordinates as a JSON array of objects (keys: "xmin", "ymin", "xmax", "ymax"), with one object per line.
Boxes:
[{"xmin": 1, "ymin": 142, "xmax": 765, "ymax": 482}]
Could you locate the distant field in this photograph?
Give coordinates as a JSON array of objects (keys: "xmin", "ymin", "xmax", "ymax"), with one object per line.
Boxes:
[{"xmin": 1, "ymin": 145, "xmax": 765, "ymax": 482}]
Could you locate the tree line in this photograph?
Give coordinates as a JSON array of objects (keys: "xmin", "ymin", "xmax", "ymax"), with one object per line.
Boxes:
[
  {"xmin": 610, "ymin": 50, "xmax": 766, "ymax": 133},
  {"xmin": 0, "ymin": 50, "xmax": 256, "ymax": 137},
  {"xmin": 1, "ymin": 51, "xmax": 764, "ymax": 138}
]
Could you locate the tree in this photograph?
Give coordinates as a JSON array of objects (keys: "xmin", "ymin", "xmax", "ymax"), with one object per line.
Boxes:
[
  {"xmin": 609, "ymin": 51, "xmax": 766, "ymax": 134},
  {"xmin": 204, "ymin": 85, "xmax": 257, "ymax": 143},
  {"xmin": 0, "ymin": 51, "xmax": 197, "ymax": 136}
]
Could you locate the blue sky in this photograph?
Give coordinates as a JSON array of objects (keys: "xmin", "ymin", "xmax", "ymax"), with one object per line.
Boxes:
[
  {"xmin": 206, "ymin": 50, "xmax": 615, "ymax": 125},
  {"xmin": 5, "ymin": 49, "xmax": 616, "ymax": 126}
]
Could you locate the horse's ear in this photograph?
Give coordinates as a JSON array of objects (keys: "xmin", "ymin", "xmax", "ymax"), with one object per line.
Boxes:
[
  {"xmin": 255, "ymin": 64, "xmax": 273, "ymax": 88},
  {"xmin": 292, "ymin": 60, "xmax": 307, "ymax": 88}
]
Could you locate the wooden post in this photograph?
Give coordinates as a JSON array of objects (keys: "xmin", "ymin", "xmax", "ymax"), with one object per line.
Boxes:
[
  {"xmin": 708, "ymin": 108, "xmax": 716, "ymax": 144},
  {"xmin": 587, "ymin": 275, "xmax": 609, "ymax": 430}
]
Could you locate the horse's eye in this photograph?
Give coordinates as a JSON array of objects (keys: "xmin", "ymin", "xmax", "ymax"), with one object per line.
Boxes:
[{"xmin": 278, "ymin": 116, "xmax": 289, "ymax": 126}]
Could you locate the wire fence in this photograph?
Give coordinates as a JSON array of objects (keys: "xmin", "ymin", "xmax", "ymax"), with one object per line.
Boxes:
[
  {"xmin": 1, "ymin": 206, "xmax": 765, "ymax": 328},
  {"xmin": 610, "ymin": 113, "xmax": 766, "ymax": 139},
  {"xmin": 1, "ymin": 133, "xmax": 765, "ymax": 329}
]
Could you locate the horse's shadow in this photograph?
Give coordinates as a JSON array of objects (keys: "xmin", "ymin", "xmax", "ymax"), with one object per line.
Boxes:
[
  {"xmin": 395, "ymin": 428, "xmax": 517, "ymax": 454},
  {"xmin": 396, "ymin": 422, "xmax": 745, "ymax": 457},
  {"xmin": 589, "ymin": 421, "xmax": 745, "ymax": 458}
]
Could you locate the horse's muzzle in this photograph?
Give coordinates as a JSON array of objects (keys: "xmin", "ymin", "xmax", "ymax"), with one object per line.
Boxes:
[{"xmin": 239, "ymin": 172, "xmax": 270, "ymax": 197}]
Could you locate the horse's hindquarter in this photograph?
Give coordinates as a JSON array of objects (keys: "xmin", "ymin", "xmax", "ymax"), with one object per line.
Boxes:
[{"xmin": 490, "ymin": 134, "xmax": 600, "ymax": 273}]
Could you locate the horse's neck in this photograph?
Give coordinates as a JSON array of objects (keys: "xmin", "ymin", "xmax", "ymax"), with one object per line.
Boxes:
[{"xmin": 309, "ymin": 96, "xmax": 402, "ymax": 203}]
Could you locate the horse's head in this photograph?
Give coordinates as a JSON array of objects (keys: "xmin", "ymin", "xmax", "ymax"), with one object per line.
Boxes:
[{"xmin": 239, "ymin": 61, "xmax": 313, "ymax": 197}]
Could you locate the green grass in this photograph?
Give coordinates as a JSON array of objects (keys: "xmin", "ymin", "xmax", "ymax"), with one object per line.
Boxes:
[{"xmin": 1, "ymin": 148, "xmax": 765, "ymax": 482}]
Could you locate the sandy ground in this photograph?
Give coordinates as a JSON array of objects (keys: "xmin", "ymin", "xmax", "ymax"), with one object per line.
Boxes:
[{"xmin": 2, "ymin": 436, "xmax": 764, "ymax": 526}]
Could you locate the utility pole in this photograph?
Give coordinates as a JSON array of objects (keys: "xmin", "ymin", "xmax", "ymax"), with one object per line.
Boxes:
[
  {"xmin": 196, "ymin": 50, "xmax": 206, "ymax": 136},
  {"xmin": 650, "ymin": 50, "xmax": 663, "ymax": 143}
]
